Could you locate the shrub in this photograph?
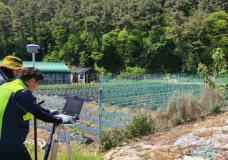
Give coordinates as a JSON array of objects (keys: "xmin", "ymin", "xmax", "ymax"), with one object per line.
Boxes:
[
  {"xmin": 201, "ymin": 86, "xmax": 224, "ymax": 113},
  {"xmin": 211, "ymin": 105, "xmax": 222, "ymax": 114},
  {"xmin": 101, "ymin": 114, "xmax": 156, "ymax": 151},
  {"xmin": 165, "ymin": 94, "xmax": 203, "ymax": 127},
  {"xmin": 153, "ymin": 110, "xmax": 169, "ymax": 130},
  {"xmin": 126, "ymin": 114, "xmax": 156, "ymax": 138},
  {"xmin": 100, "ymin": 129, "xmax": 125, "ymax": 151},
  {"xmin": 159, "ymin": 86, "xmax": 225, "ymax": 128},
  {"xmin": 175, "ymin": 118, "xmax": 182, "ymax": 125}
]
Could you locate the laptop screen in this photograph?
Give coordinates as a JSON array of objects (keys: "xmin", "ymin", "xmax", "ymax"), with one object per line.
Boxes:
[{"xmin": 62, "ymin": 96, "xmax": 84, "ymax": 116}]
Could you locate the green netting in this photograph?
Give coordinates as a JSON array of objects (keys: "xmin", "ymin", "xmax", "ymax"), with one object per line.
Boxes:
[
  {"xmin": 35, "ymin": 73, "xmax": 227, "ymax": 145},
  {"xmin": 101, "ymin": 75, "xmax": 204, "ymax": 110},
  {"xmin": 191, "ymin": 146, "xmax": 225, "ymax": 159},
  {"xmin": 99, "ymin": 74, "xmax": 227, "ymax": 143}
]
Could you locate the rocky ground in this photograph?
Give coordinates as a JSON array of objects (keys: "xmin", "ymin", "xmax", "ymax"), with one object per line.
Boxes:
[
  {"xmin": 104, "ymin": 111, "xmax": 228, "ymax": 160},
  {"xmin": 26, "ymin": 108, "xmax": 228, "ymax": 160}
]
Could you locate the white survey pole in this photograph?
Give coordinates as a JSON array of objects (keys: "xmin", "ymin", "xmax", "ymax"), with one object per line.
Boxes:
[
  {"xmin": 27, "ymin": 44, "xmax": 40, "ymax": 68},
  {"xmin": 32, "ymin": 53, "xmax": 36, "ymax": 67},
  {"xmin": 26, "ymin": 44, "xmax": 40, "ymax": 160}
]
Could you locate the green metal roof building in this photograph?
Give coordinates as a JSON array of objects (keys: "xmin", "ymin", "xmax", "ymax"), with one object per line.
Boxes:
[
  {"xmin": 23, "ymin": 61, "xmax": 70, "ymax": 72},
  {"xmin": 23, "ymin": 61, "xmax": 71, "ymax": 84}
]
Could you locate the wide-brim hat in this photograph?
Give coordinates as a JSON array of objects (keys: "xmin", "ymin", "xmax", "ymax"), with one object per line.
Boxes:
[{"xmin": 0, "ymin": 56, "xmax": 23, "ymax": 70}]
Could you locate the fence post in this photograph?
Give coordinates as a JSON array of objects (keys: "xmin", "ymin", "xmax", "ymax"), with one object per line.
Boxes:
[
  {"xmin": 98, "ymin": 73, "xmax": 103, "ymax": 147},
  {"xmin": 144, "ymin": 75, "xmax": 150, "ymax": 109}
]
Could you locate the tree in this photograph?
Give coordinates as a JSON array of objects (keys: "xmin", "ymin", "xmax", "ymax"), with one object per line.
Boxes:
[
  {"xmin": 0, "ymin": 0, "xmax": 226, "ymax": 74},
  {"xmin": 0, "ymin": 2, "xmax": 13, "ymax": 58},
  {"xmin": 101, "ymin": 30, "xmax": 123, "ymax": 73},
  {"xmin": 117, "ymin": 29, "xmax": 144, "ymax": 67},
  {"xmin": 212, "ymin": 48, "xmax": 227, "ymax": 76},
  {"xmin": 122, "ymin": 66, "xmax": 147, "ymax": 75}
]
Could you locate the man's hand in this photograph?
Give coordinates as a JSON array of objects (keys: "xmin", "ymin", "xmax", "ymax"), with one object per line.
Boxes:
[{"xmin": 55, "ymin": 114, "xmax": 76, "ymax": 124}]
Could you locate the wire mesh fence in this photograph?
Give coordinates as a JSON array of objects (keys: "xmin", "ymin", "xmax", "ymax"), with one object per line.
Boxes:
[{"xmin": 35, "ymin": 73, "xmax": 227, "ymax": 146}]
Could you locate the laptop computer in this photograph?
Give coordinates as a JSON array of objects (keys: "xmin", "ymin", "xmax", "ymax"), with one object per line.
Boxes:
[{"xmin": 62, "ymin": 96, "xmax": 84, "ymax": 118}]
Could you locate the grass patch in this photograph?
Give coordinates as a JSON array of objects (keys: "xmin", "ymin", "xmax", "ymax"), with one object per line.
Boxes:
[
  {"xmin": 25, "ymin": 142, "xmax": 103, "ymax": 160},
  {"xmin": 58, "ymin": 148, "xmax": 102, "ymax": 160},
  {"xmin": 142, "ymin": 152, "xmax": 150, "ymax": 160}
]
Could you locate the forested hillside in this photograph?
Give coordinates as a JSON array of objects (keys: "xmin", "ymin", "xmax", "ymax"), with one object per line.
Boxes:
[{"xmin": 0, "ymin": 0, "xmax": 227, "ymax": 73}]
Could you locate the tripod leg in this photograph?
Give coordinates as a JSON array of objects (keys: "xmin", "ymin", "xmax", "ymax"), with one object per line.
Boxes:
[
  {"xmin": 43, "ymin": 124, "xmax": 56, "ymax": 160},
  {"xmin": 50, "ymin": 127, "xmax": 60, "ymax": 160},
  {"xmin": 34, "ymin": 118, "xmax": 38, "ymax": 160},
  {"xmin": 63, "ymin": 129, "xmax": 73, "ymax": 160}
]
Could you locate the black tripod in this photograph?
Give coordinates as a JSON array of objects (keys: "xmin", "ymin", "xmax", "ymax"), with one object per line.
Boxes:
[{"xmin": 42, "ymin": 124, "xmax": 75, "ymax": 160}]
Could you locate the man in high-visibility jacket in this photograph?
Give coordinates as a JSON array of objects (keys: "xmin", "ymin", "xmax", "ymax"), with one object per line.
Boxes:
[
  {"xmin": 0, "ymin": 55, "xmax": 23, "ymax": 85},
  {"xmin": 0, "ymin": 67, "xmax": 75, "ymax": 160}
]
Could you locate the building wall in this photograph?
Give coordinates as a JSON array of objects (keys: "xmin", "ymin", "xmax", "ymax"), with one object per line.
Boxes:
[
  {"xmin": 42, "ymin": 72, "xmax": 71, "ymax": 84},
  {"xmin": 78, "ymin": 74, "xmax": 85, "ymax": 83},
  {"xmin": 85, "ymin": 72, "xmax": 99, "ymax": 83},
  {"xmin": 71, "ymin": 72, "xmax": 99, "ymax": 83}
]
